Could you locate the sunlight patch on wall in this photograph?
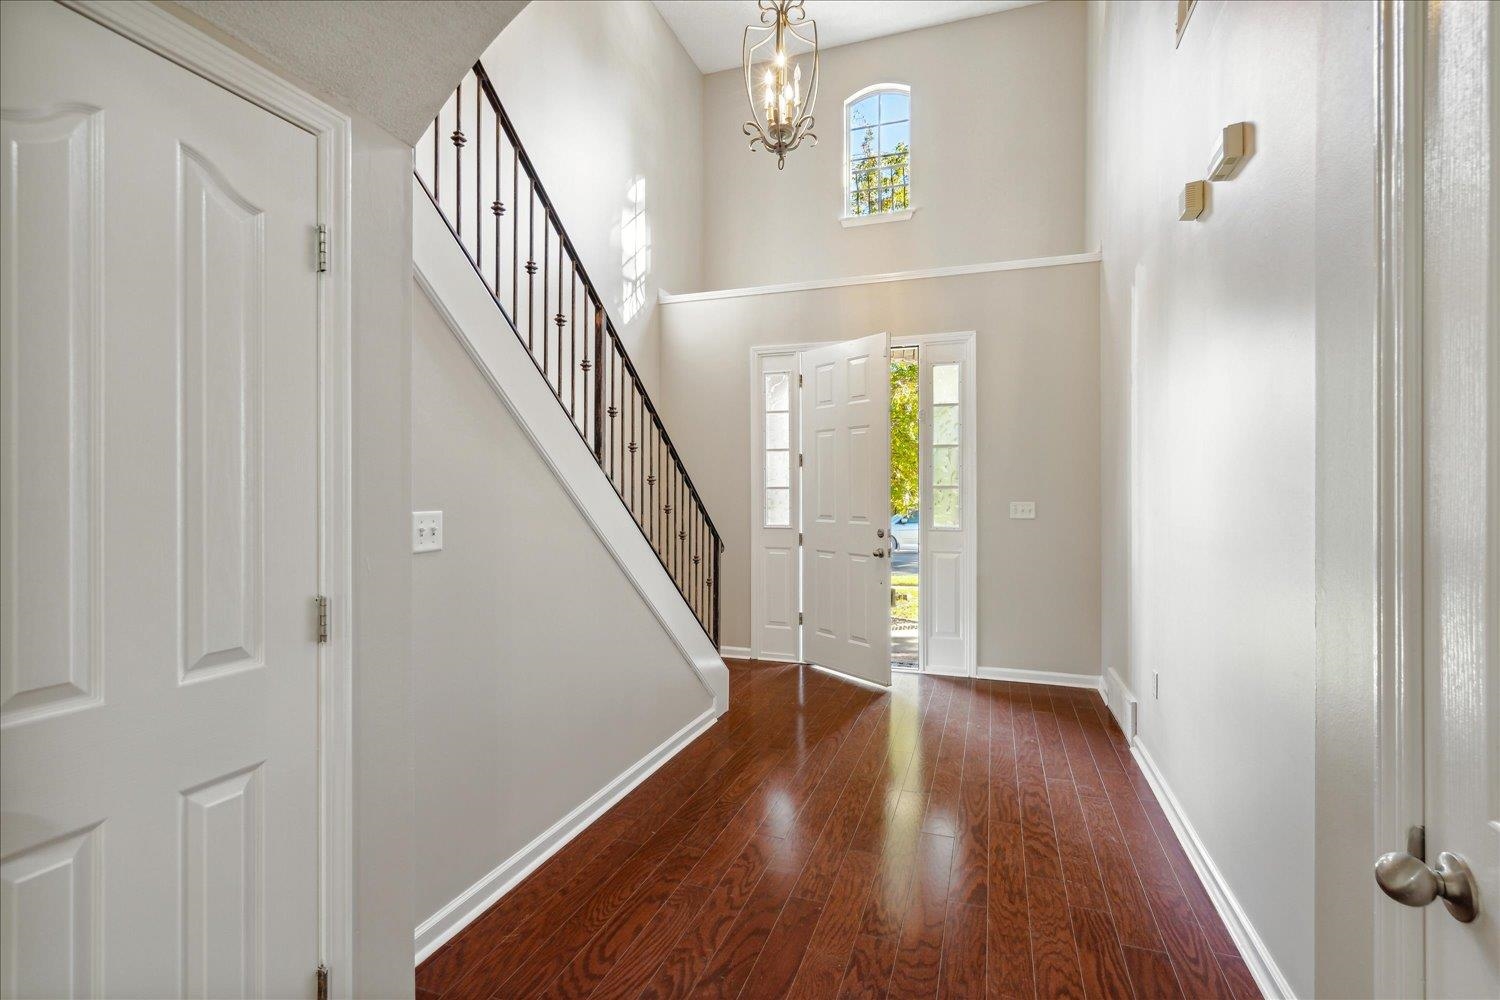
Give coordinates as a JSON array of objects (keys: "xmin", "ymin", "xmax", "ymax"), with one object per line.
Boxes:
[{"xmin": 621, "ymin": 177, "xmax": 651, "ymax": 323}]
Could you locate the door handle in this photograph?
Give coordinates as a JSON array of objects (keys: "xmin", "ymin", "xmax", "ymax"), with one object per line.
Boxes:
[
  {"xmin": 1374, "ymin": 849, "xmax": 1479, "ymax": 922},
  {"xmin": 872, "ymin": 548, "xmax": 886, "ymax": 558}
]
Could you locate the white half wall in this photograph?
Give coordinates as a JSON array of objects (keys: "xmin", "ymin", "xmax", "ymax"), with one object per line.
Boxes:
[
  {"xmin": 658, "ymin": 260, "xmax": 1101, "ymax": 678},
  {"xmin": 410, "ymin": 274, "xmax": 715, "ymax": 950}
]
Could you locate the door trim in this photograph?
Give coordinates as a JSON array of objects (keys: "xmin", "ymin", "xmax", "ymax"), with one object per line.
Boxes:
[
  {"xmin": 1373, "ymin": 1, "xmax": 1424, "ymax": 995},
  {"xmin": 748, "ymin": 334, "xmax": 977, "ymax": 677},
  {"xmin": 62, "ymin": 1, "xmax": 356, "ymax": 990}
]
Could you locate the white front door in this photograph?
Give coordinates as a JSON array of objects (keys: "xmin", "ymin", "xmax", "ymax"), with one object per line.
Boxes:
[
  {"xmin": 1418, "ymin": 0, "xmax": 1498, "ymax": 993},
  {"xmin": 800, "ymin": 333, "xmax": 891, "ymax": 687},
  {"xmin": 1, "ymin": 3, "xmax": 321, "ymax": 996}
]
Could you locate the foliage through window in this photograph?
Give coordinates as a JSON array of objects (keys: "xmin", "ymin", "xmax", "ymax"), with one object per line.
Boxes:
[{"xmin": 846, "ymin": 86, "xmax": 910, "ymax": 217}]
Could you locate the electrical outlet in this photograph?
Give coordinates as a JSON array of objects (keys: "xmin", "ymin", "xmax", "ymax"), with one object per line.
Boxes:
[
  {"xmin": 1009, "ymin": 501, "xmax": 1036, "ymax": 519},
  {"xmin": 412, "ymin": 511, "xmax": 443, "ymax": 553},
  {"xmin": 1153, "ymin": 670, "xmax": 1161, "ymax": 699}
]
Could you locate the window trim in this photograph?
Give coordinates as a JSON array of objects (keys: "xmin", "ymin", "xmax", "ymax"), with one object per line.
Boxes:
[{"xmin": 841, "ymin": 82, "xmax": 913, "ymax": 224}]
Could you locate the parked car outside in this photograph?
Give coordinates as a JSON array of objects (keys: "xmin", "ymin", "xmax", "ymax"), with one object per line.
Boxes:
[{"xmin": 891, "ymin": 509, "xmax": 919, "ymax": 552}]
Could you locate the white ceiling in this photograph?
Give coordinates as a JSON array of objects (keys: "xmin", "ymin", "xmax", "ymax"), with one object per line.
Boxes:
[
  {"xmin": 174, "ymin": 0, "xmax": 529, "ymax": 143},
  {"xmin": 652, "ymin": 0, "xmax": 1045, "ymax": 74}
]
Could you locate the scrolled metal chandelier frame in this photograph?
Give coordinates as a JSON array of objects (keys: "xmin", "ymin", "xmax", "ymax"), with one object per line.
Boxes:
[{"xmin": 742, "ymin": 0, "xmax": 820, "ymax": 169}]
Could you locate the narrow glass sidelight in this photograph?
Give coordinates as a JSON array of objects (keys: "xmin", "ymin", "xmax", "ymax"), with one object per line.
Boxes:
[
  {"xmin": 931, "ymin": 362, "xmax": 961, "ymax": 528},
  {"xmin": 763, "ymin": 372, "xmax": 792, "ymax": 527}
]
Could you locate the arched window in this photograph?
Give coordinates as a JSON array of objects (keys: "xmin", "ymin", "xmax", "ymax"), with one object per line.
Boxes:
[{"xmin": 844, "ymin": 84, "xmax": 911, "ymax": 219}]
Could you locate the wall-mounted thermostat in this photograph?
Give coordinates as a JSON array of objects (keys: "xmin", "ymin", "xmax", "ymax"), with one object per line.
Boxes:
[
  {"xmin": 1208, "ymin": 122, "xmax": 1250, "ymax": 180},
  {"xmin": 1179, "ymin": 180, "xmax": 1206, "ymax": 221}
]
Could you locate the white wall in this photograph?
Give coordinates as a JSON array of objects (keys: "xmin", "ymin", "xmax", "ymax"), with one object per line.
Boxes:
[
  {"xmin": 481, "ymin": 0, "xmax": 703, "ymax": 392},
  {"xmin": 1087, "ymin": 1, "xmax": 1356, "ymax": 994},
  {"xmin": 410, "ymin": 284, "xmax": 713, "ymax": 930},
  {"xmin": 700, "ymin": 0, "xmax": 1087, "ymax": 290},
  {"xmin": 658, "ymin": 262, "xmax": 1101, "ymax": 674}
]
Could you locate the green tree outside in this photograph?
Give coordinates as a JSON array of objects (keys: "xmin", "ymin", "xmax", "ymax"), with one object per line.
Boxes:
[
  {"xmin": 890, "ymin": 359, "xmax": 919, "ymax": 520},
  {"xmin": 850, "ymin": 125, "xmax": 910, "ymax": 215}
]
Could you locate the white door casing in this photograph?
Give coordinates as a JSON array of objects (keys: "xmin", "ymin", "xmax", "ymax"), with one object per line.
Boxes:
[
  {"xmin": 0, "ymin": 2, "xmax": 349, "ymax": 995},
  {"xmin": 1417, "ymin": 0, "xmax": 1498, "ymax": 994},
  {"xmin": 800, "ymin": 333, "xmax": 891, "ymax": 687},
  {"xmin": 750, "ymin": 350, "xmax": 802, "ymax": 661},
  {"xmin": 914, "ymin": 334, "xmax": 976, "ymax": 677}
]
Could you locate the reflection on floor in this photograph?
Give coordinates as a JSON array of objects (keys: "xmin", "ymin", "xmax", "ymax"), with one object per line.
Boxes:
[{"xmin": 416, "ymin": 659, "xmax": 1261, "ymax": 999}]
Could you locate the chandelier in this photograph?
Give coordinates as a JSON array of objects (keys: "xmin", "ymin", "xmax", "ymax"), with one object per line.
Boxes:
[{"xmin": 742, "ymin": 1, "xmax": 820, "ymax": 169}]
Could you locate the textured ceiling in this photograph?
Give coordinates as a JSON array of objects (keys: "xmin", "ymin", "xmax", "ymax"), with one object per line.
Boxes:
[
  {"xmin": 174, "ymin": 0, "xmax": 529, "ymax": 144},
  {"xmin": 652, "ymin": 0, "xmax": 1046, "ymax": 74}
]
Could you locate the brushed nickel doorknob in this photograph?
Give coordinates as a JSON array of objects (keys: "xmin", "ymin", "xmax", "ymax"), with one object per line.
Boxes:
[
  {"xmin": 872, "ymin": 548, "xmax": 886, "ymax": 558},
  {"xmin": 1374, "ymin": 850, "xmax": 1479, "ymax": 922}
]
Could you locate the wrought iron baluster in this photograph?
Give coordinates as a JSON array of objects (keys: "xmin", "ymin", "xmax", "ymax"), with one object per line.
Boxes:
[
  {"xmin": 569, "ymin": 266, "xmax": 577, "ymax": 421},
  {"xmin": 512, "ymin": 147, "xmax": 519, "ymax": 322},
  {"xmin": 592, "ymin": 303, "xmax": 604, "ymax": 462},
  {"xmin": 453, "ymin": 77, "xmax": 464, "ymax": 239},
  {"xmin": 474, "ymin": 78, "xmax": 482, "ymax": 268},
  {"xmin": 542, "ymin": 215, "xmax": 550, "ymax": 382},
  {"xmin": 493, "ymin": 115, "xmax": 502, "ymax": 294},
  {"xmin": 526, "ymin": 181, "xmax": 536, "ymax": 351}
]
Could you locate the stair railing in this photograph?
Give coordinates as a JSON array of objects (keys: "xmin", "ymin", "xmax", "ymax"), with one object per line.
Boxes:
[{"xmin": 416, "ymin": 61, "xmax": 722, "ymax": 646}]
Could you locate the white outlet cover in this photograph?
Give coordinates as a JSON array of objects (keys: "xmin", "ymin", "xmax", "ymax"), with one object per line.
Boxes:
[
  {"xmin": 413, "ymin": 510, "xmax": 443, "ymax": 553},
  {"xmin": 1009, "ymin": 501, "xmax": 1037, "ymax": 519}
]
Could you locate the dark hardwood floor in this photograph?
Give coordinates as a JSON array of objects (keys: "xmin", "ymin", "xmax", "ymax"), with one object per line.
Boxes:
[{"xmin": 416, "ymin": 659, "xmax": 1261, "ymax": 999}]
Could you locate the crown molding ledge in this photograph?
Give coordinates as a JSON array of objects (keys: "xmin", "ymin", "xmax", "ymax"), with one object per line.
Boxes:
[{"xmin": 658, "ymin": 250, "xmax": 1102, "ymax": 305}]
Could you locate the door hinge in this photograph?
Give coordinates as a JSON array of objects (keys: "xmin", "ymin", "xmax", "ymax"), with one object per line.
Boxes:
[
  {"xmin": 798, "ymin": 452, "xmax": 803, "ymax": 467},
  {"xmin": 316, "ymin": 224, "xmax": 329, "ymax": 274},
  {"xmin": 316, "ymin": 964, "xmax": 329, "ymax": 1000},
  {"xmin": 798, "ymin": 373, "xmax": 804, "ymax": 388},
  {"xmin": 798, "ymin": 531, "xmax": 803, "ymax": 546},
  {"xmin": 315, "ymin": 595, "xmax": 329, "ymax": 644},
  {"xmin": 798, "ymin": 611, "xmax": 804, "ymax": 625}
]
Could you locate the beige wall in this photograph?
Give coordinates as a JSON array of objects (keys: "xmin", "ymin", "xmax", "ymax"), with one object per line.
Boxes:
[
  {"xmin": 699, "ymin": 0, "xmax": 1087, "ymax": 290},
  {"xmin": 1085, "ymin": 2, "xmax": 1372, "ymax": 993},
  {"xmin": 658, "ymin": 262, "xmax": 1101, "ymax": 674},
  {"xmin": 411, "ymin": 285, "xmax": 713, "ymax": 927},
  {"xmin": 481, "ymin": 0, "xmax": 703, "ymax": 391}
]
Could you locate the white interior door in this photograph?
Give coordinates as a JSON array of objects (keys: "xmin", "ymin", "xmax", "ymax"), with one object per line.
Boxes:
[
  {"xmin": 1418, "ymin": 0, "xmax": 1498, "ymax": 993},
  {"xmin": 918, "ymin": 338, "xmax": 975, "ymax": 676},
  {"xmin": 1, "ymin": 3, "xmax": 321, "ymax": 996},
  {"xmin": 800, "ymin": 333, "xmax": 891, "ymax": 687}
]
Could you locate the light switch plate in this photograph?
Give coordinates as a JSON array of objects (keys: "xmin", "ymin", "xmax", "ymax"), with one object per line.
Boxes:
[
  {"xmin": 1009, "ymin": 501, "xmax": 1036, "ymax": 519},
  {"xmin": 413, "ymin": 511, "xmax": 443, "ymax": 553}
]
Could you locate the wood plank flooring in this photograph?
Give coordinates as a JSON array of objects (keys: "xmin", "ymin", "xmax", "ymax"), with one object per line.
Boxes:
[{"xmin": 416, "ymin": 660, "xmax": 1260, "ymax": 999}]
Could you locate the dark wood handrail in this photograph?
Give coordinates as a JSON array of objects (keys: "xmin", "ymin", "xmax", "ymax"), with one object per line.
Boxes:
[{"xmin": 417, "ymin": 61, "xmax": 723, "ymax": 646}]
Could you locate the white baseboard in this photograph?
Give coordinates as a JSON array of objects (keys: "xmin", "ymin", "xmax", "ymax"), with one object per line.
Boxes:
[
  {"xmin": 976, "ymin": 665, "xmax": 1105, "ymax": 693},
  {"xmin": 1103, "ymin": 667, "xmax": 1138, "ymax": 738},
  {"xmin": 1131, "ymin": 740, "xmax": 1295, "ymax": 1000},
  {"xmin": 413, "ymin": 707, "xmax": 716, "ymax": 963}
]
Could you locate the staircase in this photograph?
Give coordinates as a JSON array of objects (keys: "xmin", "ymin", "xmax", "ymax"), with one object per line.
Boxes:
[{"xmin": 415, "ymin": 61, "xmax": 723, "ymax": 658}]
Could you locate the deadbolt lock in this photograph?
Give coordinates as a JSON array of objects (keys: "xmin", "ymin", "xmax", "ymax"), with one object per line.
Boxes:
[{"xmin": 876, "ymin": 528, "xmax": 885, "ymax": 538}]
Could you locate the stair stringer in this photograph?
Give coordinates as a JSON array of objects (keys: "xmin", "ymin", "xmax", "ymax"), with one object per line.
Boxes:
[{"xmin": 413, "ymin": 180, "xmax": 729, "ymax": 715}]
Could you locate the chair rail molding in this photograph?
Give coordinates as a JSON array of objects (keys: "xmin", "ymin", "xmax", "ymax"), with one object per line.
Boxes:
[{"xmin": 659, "ymin": 250, "xmax": 1101, "ymax": 304}]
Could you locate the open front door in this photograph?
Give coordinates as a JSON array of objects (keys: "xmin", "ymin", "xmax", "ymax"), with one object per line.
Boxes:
[{"xmin": 800, "ymin": 333, "xmax": 891, "ymax": 687}]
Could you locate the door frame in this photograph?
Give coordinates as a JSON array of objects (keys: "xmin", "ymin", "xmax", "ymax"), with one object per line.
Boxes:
[
  {"xmin": 62, "ymin": 1, "xmax": 356, "ymax": 990},
  {"xmin": 747, "ymin": 333, "xmax": 977, "ymax": 677}
]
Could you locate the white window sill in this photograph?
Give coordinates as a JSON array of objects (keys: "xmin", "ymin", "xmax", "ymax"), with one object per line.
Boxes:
[{"xmin": 840, "ymin": 208, "xmax": 916, "ymax": 229}]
